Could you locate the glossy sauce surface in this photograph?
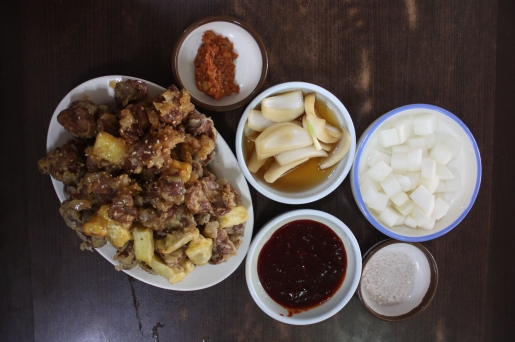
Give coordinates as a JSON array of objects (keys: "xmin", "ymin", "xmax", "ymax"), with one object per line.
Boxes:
[{"xmin": 257, "ymin": 220, "xmax": 347, "ymax": 316}]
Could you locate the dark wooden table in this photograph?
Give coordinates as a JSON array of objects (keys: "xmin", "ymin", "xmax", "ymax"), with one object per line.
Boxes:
[{"xmin": 2, "ymin": 0, "xmax": 514, "ymax": 341}]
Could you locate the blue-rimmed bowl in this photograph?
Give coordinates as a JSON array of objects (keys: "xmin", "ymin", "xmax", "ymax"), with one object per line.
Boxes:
[{"xmin": 350, "ymin": 104, "xmax": 481, "ymax": 242}]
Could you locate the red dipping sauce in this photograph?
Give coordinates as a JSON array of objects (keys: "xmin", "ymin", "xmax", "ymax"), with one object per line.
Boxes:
[{"xmin": 257, "ymin": 220, "xmax": 347, "ymax": 316}]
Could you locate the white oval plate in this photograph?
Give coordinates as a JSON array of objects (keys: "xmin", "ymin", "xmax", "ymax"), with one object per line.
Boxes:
[{"xmin": 46, "ymin": 75, "xmax": 254, "ymax": 291}]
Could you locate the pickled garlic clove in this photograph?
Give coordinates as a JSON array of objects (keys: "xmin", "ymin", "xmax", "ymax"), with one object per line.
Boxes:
[
  {"xmin": 264, "ymin": 158, "xmax": 309, "ymax": 183},
  {"xmin": 275, "ymin": 145, "xmax": 328, "ymax": 166},
  {"xmin": 304, "ymin": 93, "xmax": 342, "ymax": 144},
  {"xmin": 244, "ymin": 122, "xmax": 260, "ymax": 141},
  {"xmin": 247, "ymin": 148, "xmax": 270, "ymax": 173},
  {"xmin": 247, "ymin": 109, "xmax": 276, "ymax": 132},
  {"xmin": 261, "ymin": 90, "xmax": 305, "ymax": 122},
  {"xmin": 255, "ymin": 122, "xmax": 312, "ymax": 160},
  {"xmin": 319, "ymin": 126, "xmax": 351, "ymax": 170}
]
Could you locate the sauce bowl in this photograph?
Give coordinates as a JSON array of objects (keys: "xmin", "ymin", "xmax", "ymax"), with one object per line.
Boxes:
[
  {"xmin": 245, "ymin": 209, "xmax": 362, "ymax": 325},
  {"xmin": 172, "ymin": 16, "xmax": 268, "ymax": 111},
  {"xmin": 236, "ymin": 82, "xmax": 356, "ymax": 204}
]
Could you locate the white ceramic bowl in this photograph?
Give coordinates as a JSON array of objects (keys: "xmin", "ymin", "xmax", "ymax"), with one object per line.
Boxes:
[
  {"xmin": 172, "ymin": 16, "xmax": 268, "ymax": 111},
  {"xmin": 245, "ymin": 210, "xmax": 362, "ymax": 325},
  {"xmin": 235, "ymin": 82, "xmax": 356, "ymax": 204},
  {"xmin": 358, "ymin": 239, "xmax": 438, "ymax": 321},
  {"xmin": 350, "ymin": 104, "xmax": 481, "ymax": 242}
]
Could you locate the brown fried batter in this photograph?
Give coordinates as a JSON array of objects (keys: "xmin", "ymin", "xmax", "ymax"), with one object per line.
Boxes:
[
  {"xmin": 57, "ymin": 100, "xmax": 99, "ymax": 138},
  {"xmin": 38, "ymin": 138, "xmax": 87, "ymax": 185},
  {"xmin": 38, "ymin": 79, "xmax": 246, "ymax": 284}
]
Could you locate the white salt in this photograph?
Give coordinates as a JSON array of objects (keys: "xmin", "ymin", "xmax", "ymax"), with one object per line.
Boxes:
[{"xmin": 361, "ymin": 249, "xmax": 416, "ymax": 306}]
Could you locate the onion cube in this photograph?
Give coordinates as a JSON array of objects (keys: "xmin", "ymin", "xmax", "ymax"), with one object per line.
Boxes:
[
  {"xmin": 407, "ymin": 148, "xmax": 423, "ymax": 171},
  {"xmin": 406, "ymin": 136, "xmax": 426, "ymax": 150},
  {"xmin": 436, "ymin": 164, "xmax": 454, "ymax": 180},
  {"xmin": 378, "ymin": 128, "xmax": 400, "ymax": 147},
  {"xmin": 432, "ymin": 197, "xmax": 450, "ymax": 220},
  {"xmin": 404, "ymin": 216, "xmax": 418, "ymax": 228},
  {"xmin": 392, "ymin": 145, "xmax": 411, "ymax": 153},
  {"xmin": 361, "ymin": 180, "xmax": 389, "ymax": 212},
  {"xmin": 405, "ymin": 172, "xmax": 420, "ymax": 190},
  {"xmin": 424, "ymin": 133, "xmax": 437, "ymax": 149},
  {"xmin": 393, "ymin": 117, "xmax": 411, "ymax": 143},
  {"xmin": 429, "ymin": 143, "xmax": 453, "ymax": 165},
  {"xmin": 366, "ymin": 149, "xmax": 391, "ymax": 167},
  {"xmin": 419, "ymin": 175, "xmax": 440, "ymax": 194},
  {"xmin": 411, "ymin": 206, "xmax": 432, "ymax": 226},
  {"xmin": 380, "ymin": 173, "xmax": 403, "ymax": 198},
  {"xmin": 413, "ymin": 114, "xmax": 437, "ymax": 136},
  {"xmin": 410, "ymin": 185, "xmax": 435, "ymax": 215},
  {"xmin": 395, "ymin": 174, "xmax": 412, "ymax": 192},
  {"xmin": 391, "ymin": 191, "xmax": 409, "ymax": 206},
  {"xmin": 445, "ymin": 173, "xmax": 462, "ymax": 192},
  {"xmin": 395, "ymin": 214, "xmax": 406, "ymax": 226},
  {"xmin": 420, "ymin": 217, "xmax": 436, "ymax": 230},
  {"xmin": 444, "ymin": 136, "xmax": 462, "ymax": 158},
  {"xmin": 391, "ymin": 152, "xmax": 408, "ymax": 173},
  {"xmin": 435, "ymin": 181, "xmax": 447, "ymax": 193},
  {"xmin": 394, "ymin": 198, "xmax": 416, "ymax": 216},
  {"xmin": 378, "ymin": 207, "xmax": 400, "ymax": 227},
  {"xmin": 365, "ymin": 161, "xmax": 393, "ymax": 182},
  {"xmin": 421, "ymin": 158, "xmax": 437, "ymax": 179}
]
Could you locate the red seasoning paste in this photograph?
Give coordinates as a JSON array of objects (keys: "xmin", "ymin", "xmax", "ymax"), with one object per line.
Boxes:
[
  {"xmin": 257, "ymin": 220, "xmax": 347, "ymax": 316},
  {"xmin": 194, "ymin": 30, "xmax": 239, "ymax": 100}
]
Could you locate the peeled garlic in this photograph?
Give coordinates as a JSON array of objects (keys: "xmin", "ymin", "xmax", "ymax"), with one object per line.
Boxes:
[
  {"xmin": 319, "ymin": 126, "xmax": 351, "ymax": 170},
  {"xmin": 264, "ymin": 158, "xmax": 309, "ymax": 183},
  {"xmin": 261, "ymin": 91, "xmax": 304, "ymax": 122},
  {"xmin": 255, "ymin": 122, "xmax": 312, "ymax": 159}
]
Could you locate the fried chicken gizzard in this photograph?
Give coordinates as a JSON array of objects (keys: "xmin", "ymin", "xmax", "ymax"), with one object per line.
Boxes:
[{"xmin": 38, "ymin": 80, "xmax": 248, "ymax": 284}]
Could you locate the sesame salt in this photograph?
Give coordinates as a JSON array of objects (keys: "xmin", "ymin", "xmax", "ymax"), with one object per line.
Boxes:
[{"xmin": 361, "ymin": 249, "xmax": 416, "ymax": 306}]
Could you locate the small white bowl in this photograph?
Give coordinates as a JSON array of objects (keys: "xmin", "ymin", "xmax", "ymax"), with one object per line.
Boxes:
[
  {"xmin": 358, "ymin": 239, "xmax": 438, "ymax": 321},
  {"xmin": 245, "ymin": 210, "xmax": 362, "ymax": 325},
  {"xmin": 235, "ymin": 82, "xmax": 356, "ymax": 204},
  {"xmin": 350, "ymin": 104, "xmax": 481, "ymax": 242},
  {"xmin": 172, "ymin": 16, "xmax": 268, "ymax": 111}
]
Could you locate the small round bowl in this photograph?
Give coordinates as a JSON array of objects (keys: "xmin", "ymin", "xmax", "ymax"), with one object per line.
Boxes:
[
  {"xmin": 350, "ymin": 104, "xmax": 481, "ymax": 242},
  {"xmin": 358, "ymin": 239, "xmax": 438, "ymax": 321},
  {"xmin": 245, "ymin": 209, "xmax": 362, "ymax": 325},
  {"xmin": 172, "ymin": 16, "xmax": 268, "ymax": 111},
  {"xmin": 235, "ymin": 82, "xmax": 356, "ymax": 204}
]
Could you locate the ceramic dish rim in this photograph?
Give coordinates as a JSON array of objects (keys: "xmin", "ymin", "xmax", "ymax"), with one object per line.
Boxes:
[
  {"xmin": 357, "ymin": 239, "xmax": 439, "ymax": 322},
  {"xmin": 171, "ymin": 15, "xmax": 268, "ymax": 111},
  {"xmin": 351, "ymin": 104, "xmax": 482, "ymax": 242}
]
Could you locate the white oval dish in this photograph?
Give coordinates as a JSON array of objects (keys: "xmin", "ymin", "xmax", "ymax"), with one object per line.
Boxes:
[
  {"xmin": 358, "ymin": 240, "xmax": 438, "ymax": 321},
  {"xmin": 46, "ymin": 75, "xmax": 254, "ymax": 291},
  {"xmin": 245, "ymin": 209, "xmax": 361, "ymax": 325},
  {"xmin": 172, "ymin": 16, "xmax": 268, "ymax": 111},
  {"xmin": 350, "ymin": 104, "xmax": 481, "ymax": 242},
  {"xmin": 235, "ymin": 82, "xmax": 356, "ymax": 204}
]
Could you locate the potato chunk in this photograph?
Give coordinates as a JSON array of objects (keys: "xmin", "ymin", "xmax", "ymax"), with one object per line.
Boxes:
[
  {"xmin": 133, "ymin": 224, "xmax": 154, "ymax": 264},
  {"xmin": 91, "ymin": 131, "xmax": 128, "ymax": 166},
  {"xmin": 82, "ymin": 205, "xmax": 132, "ymax": 248},
  {"xmin": 216, "ymin": 206, "xmax": 249, "ymax": 228},
  {"xmin": 156, "ymin": 227, "xmax": 199, "ymax": 254},
  {"xmin": 179, "ymin": 258, "xmax": 196, "ymax": 274},
  {"xmin": 148, "ymin": 255, "xmax": 187, "ymax": 284},
  {"xmin": 185, "ymin": 235, "xmax": 213, "ymax": 266}
]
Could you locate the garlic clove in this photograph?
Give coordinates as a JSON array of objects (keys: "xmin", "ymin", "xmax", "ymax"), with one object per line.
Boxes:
[{"xmin": 261, "ymin": 91, "xmax": 305, "ymax": 122}]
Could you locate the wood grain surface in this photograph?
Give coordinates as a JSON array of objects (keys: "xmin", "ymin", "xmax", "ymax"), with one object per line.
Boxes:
[{"xmin": 1, "ymin": 0, "xmax": 514, "ymax": 341}]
